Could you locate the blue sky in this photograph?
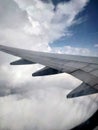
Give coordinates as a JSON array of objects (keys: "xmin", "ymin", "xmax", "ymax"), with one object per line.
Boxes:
[{"xmin": 50, "ymin": 0, "xmax": 98, "ymax": 51}]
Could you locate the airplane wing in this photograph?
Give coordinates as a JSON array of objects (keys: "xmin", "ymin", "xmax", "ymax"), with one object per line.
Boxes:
[{"xmin": 0, "ymin": 45, "xmax": 98, "ymax": 98}]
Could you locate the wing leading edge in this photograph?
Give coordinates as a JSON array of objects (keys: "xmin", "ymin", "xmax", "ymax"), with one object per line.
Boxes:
[{"xmin": 0, "ymin": 45, "xmax": 98, "ymax": 98}]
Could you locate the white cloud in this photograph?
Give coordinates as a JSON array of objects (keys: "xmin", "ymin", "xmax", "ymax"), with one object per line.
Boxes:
[
  {"xmin": 52, "ymin": 45, "xmax": 97, "ymax": 56},
  {"xmin": 1, "ymin": 0, "xmax": 98, "ymax": 130},
  {"xmin": 94, "ymin": 44, "xmax": 98, "ymax": 48},
  {"xmin": 0, "ymin": 76, "xmax": 98, "ymax": 130},
  {"xmin": 12, "ymin": 0, "xmax": 89, "ymax": 47},
  {"xmin": 0, "ymin": 0, "xmax": 89, "ymax": 51}
]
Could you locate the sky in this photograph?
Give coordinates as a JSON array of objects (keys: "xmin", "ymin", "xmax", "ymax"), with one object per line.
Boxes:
[
  {"xmin": 51, "ymin": 0, "xmax": 98, "ymax": 53},
  {"xmin": 0, "ymin": 0, "xmax": 98, "ymax": 130}
]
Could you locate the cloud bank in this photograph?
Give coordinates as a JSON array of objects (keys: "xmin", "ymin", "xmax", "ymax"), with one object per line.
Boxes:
[
  {"xmin": 52, "ymin": 45, "xmax": 98, "ymax": 56},
  {"xmin": 0, "ymin": 0, "xmax": 98, "ymax": 130}
]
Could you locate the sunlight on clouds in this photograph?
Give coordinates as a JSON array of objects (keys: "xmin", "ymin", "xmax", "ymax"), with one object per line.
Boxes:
[
  {"xmin": 14, "ymin": 0, "xmax": 89, "ymax": 46},
  {"xmin": 24, "ymin": 19, "xmax": 41, "ymax": 35},
  {"xmin": 0, "ymin": 0, "xmax": 90, "ymax": 52}
]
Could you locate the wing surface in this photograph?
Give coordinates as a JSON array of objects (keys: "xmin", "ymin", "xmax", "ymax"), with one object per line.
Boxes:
[{"xmin": 0, "ymin": 45, "xmax": 98, "ymax": 98}]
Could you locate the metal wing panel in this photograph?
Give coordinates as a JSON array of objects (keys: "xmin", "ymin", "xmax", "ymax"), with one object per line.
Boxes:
[
  {"xmin": 71, "ymin": 70, "xmax": 98, "ymax": 86},
  {"xmin": 64, "ymin": 61, "xmax": 88, "ymax": 68},
  {"xmin": 1, "ymin": 45, "xmax": 98, "ymax": 64},
  {"xmin": 82, "ymin": 64, "xmax": 98, "ymax": 73},
  {"xmin": 90, "ymin": 70, "xmax": 98, "ymax": 77},
  {"xmin": 0, "ymin": 45, "xmax": 88, "ymax": 72},
  {"xmin": 0, "ymin": 45, "xmax": 98, "ymax": 78},
  {"xmin": 0, "ymin": 45, "xmax": 65, "ymax": 70}
]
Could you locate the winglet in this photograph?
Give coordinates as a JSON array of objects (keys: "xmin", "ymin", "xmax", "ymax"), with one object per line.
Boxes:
[{"xmin": 67, "ymin": 83, "xmax": 98, "ymax": 98}]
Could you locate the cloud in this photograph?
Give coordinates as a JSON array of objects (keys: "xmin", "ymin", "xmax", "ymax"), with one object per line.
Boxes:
[
  {"xmin": 94, "ymin": 44, "xmax": 98, "ymax": 48},
  {"xmin": 0, "ymin": 0, "xmax": 28, "ymax": 29},
  {"xmin": 1, "ymin": 0, "xmax": 98, "ymax": 130},
  {"xmin": 0, "ymin": 0, "xmax": 89, "ymax": 50},
  {"xmin": 51, "ymin": 45, "xmax": 98, "ymax": 56},
  {"xmin": 13, "ymin": 0, "xmax": 89, "ymax": 43},
  {"xmin": 0, "ymin": 75, "xmax": 98, "ymax": 130}
]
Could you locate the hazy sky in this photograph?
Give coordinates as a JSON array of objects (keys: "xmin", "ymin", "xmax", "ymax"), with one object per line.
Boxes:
[{"xmin": 0, "ymin": 0, "xmax": 98, "ymax": 130}]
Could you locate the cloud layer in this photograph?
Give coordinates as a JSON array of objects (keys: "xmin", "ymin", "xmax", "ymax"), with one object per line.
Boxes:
[
  {"xmin": 52, "ymin": 45, "xmax": 98, "ymax": 56},
  {"xmin": 0, "ymin": 0, "xmax": 98, "ymax": 130}
]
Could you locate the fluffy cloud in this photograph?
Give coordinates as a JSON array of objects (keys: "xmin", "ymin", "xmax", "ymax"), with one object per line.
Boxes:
[
  {"xmin": 0, "ymin": 74, "xmax": 98, "ymax": 130},
  {"xmin": 0, "ymin": 0, "xmax": 98, "ymax": 130},
  {"xmin": 52, "ymin": 45, "xmax": 98, "ymax": 56},
  {"xmin": 13, "ymin": 0, "xmax": 90, "ymax": 44},
  {"xmin": 0, "ymin": 0, "xmax": 89, "ymax": 50}
]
